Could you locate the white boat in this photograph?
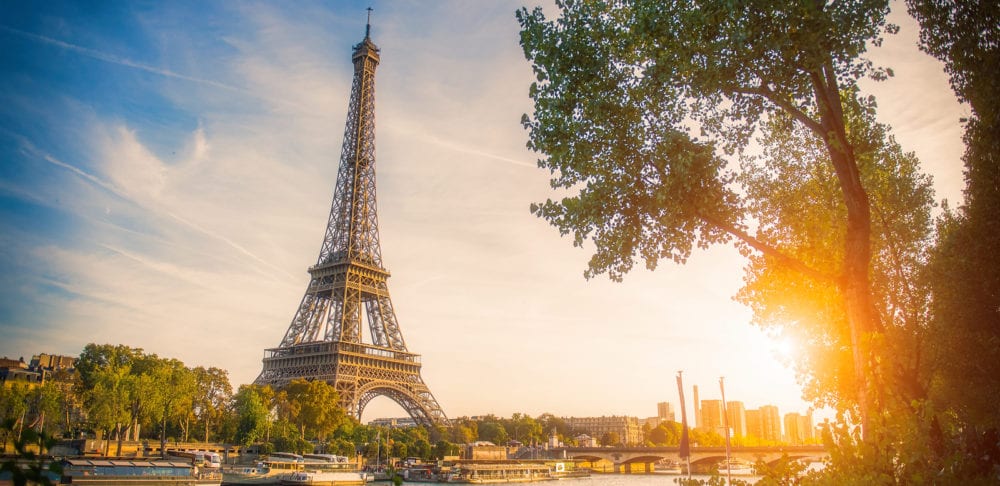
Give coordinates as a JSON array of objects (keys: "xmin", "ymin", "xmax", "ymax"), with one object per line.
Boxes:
[
  {"xmin": 221, "ymin": 459, "xmax": 303, "ymax": 485},
  {"xmin": 444, "ymin": 462, "xmax": 554, "ymax": 483},
  {"xmin": 655, "ymin": 460, "xmax": 684, "ymax": 474},
  {"xmin": 718, "ymin": 459, "xmax": 755, "ymax": 476},
  {"xmin": 278, "ymin": 470, "xmax": 367, "ymax": 485}
]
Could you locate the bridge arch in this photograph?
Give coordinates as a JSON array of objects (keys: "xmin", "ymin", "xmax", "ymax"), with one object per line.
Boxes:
[
  {"xmin": 567, "ymin": 454, "xmax": 605, "ymax": 463},
  {"xmin": 690, "ymin": 455, "xmax": 728, "ymax": 467},
  {"xmin": 356, "ymin": 383, "xmax": 436, "ymax": 427},
  {"xmin": 553, "ymin": 446, "xmax": 828, "ymax": 473},
  {"xmin": 763, "ymin": 454, "xmax": 824, "ymax": 467},
  {"xmin": 620, "ymin": 455, "xmax": 668, "ymax": 465}
]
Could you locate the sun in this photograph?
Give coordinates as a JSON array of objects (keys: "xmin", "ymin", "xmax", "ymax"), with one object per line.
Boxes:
[{"xmin": 773, "ymin": 336, "xmax": 795, "ymax": 360}]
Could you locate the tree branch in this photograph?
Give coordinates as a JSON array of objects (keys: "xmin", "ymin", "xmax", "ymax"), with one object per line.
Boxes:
[
  {"xmin": 698, "ymin": 211, "xmax": 842, "ymax": 286},
  {"xmin": 726, "ymin": 81, "xmax": 826, "ymax": 136},
  {"xmin": 647, "ymin": 162, "xmax": 837, "ymax": 285}
]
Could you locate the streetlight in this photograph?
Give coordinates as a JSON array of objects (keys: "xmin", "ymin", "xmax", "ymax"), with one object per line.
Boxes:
[{"xmin": 720, "ymin": 377, "xmax": 732, "ymax": 486}]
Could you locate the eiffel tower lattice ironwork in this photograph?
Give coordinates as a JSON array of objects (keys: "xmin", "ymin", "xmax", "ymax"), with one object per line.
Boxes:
[{"xmin": 255, "ymin": 20, "xmax": 448, "ymax": 427}]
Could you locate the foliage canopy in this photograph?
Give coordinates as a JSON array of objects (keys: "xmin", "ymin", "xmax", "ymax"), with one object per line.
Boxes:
[{"xmin": 518, "ymin": 0, "xmax": 897, "ymax": 432}]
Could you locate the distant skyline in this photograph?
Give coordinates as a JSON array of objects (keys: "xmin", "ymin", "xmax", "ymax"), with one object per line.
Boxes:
[{"xmin": 0, "ymin": 1, "xmax": 967, "ymax": 423}]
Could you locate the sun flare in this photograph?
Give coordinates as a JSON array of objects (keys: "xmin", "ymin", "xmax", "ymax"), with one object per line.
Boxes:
[{"xmin": 773, "ymin": 336, "xmax": 795, "ymax": 360}]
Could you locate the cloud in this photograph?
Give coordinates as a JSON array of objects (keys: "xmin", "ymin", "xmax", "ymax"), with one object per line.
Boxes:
[{"xmin": 0, "ymin": 25, "xmax": 250, "ymax": 95}]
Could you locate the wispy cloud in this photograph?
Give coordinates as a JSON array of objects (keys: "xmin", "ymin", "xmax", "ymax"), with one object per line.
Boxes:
[
  {"xmin": 9, "ymin": 123, "xmax": 298, "ymax": 283},
  {"xmin": 390, "ymin": 123, "xmax": 537, "ymax": 169},
  {"xmin": 0, "ymin": 25, "xmax": 249, "ymax": 94},
  {"xmin": 2, "ymin": 128, "xmax": 125, "ymax": 199},
  {"xmin": 0, "ymin": 24, "xmax": 321, "ymax": 113}
]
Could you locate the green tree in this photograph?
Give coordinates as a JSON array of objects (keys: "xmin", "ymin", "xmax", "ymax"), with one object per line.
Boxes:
[
  {"xmin": 433, "ymin": 440, "xmax": 459, "ymax": 460},
  {"xmin": 192, "ymin": 366, "xmax": 233, "ymax": 443},
  {"xmin": 233, "ymin": 385, "xmax": 270, "ymax": 447},
  {"xmin": 27, "ymin": 381, "xmax": 62, "ymax": 435},
  {"xmin": 476, "ymin": 421, "xmax": 509, "ymax": 445},
  {"xmin": 145, "ymin": 358, "xmax": 195, "ymax": 454},
  {"xmin": 327, "ymin": 437, "xmax": 356, "ymax": 457},
  {"xmin": 518, "ymin": 0, "xmax": 899, "ymax": 436},
  {"xmin": 735, "ymin": 95, "xmax": 934, "ymax": 411},
  {"xmin": 390, "ymin": 441, "xmax": 408, "ymax": 460},
  {"xmin": 0, "ymin": 384, "xmax": 30, "ymax": 441},
  {"xmin": 450, "ymin": 419, "xmax": 476, "ymax": 444},
  {"xmin": 690, "ymin": 428, "xmax": 724, "ymax": 447},
  {"xmin": 82, "ymin": 356, "xmax": 134, "ymax": 455},
  {"xmin": 410, "ymin": 437, "xmax": 431, "ymax": 459},
  {"xmin": 908, "ymin": 0, "xmax": 1000, "ymax": 430},
  {"xmin": 505, "ymin": 413, "xmax": 543, "ymax": 444},
  {"xmin": 647, "ymin": 424, "xmax": 668, "ymax": 446},
  {"xmin": 536, "ymin": 413, "xmax": 569, "ymax": 444},
  {"xmin": 75, "ymin": 344, "xmax": 139, "ymax": 391},
  {"xmin": 599, "ymin": 431, "xmax": 621, "ymax": 447},
  {"xmin": 76, "ymin": 343, "xmax": 144, "ymax": 453},
  {"xmin": 648, "ymin": 421, "xmax": 683, "ymax": 446},
  {"xmin": 49, "ymin": 368, "xmax": 83, "ymax": 438},
  {"xmin": 283, "ymin": 379, "xmax": 345, "ymax": 442},
  {"xmin": 903, "ymin": 1, "xmax": 1000, "ymax": 481}
]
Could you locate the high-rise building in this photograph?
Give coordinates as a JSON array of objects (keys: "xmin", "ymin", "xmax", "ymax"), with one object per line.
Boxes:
[
  {"xmin": 760, "ymin": 405, "xmax": 782, "ymax": 442},
  {"xmin": 693, "ymin": 385, "xmax": 701, "ymax": 429},
  {"xmin": 745, "ymin": 409, "xmax": 763, "ymax": 440},
  {"xmin": 657, "ymin": 401, "xmax": 675, "ymax": 422},
  {"xmin": 783, "ymin": 411, "xmax": 815, "ymax": 445},
  {"xmin": 804, "ymin": 410, "xmax": 814, "ymax": 443},
  {"xmin": 784, "ymin": 413, "xmax": 803, "ymax": 444},
  {"xmin": 726, "ymin": 401, "xmax": 747, "ymax": 437},
  {"xmin": 701, "ymin": 399, "xmax": 725, "ymax": 434}
]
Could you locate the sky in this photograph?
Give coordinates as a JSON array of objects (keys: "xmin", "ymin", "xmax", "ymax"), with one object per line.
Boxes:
[{"xmin": 0, "ymin": 1, "xmax": 968, "ymax": 424}]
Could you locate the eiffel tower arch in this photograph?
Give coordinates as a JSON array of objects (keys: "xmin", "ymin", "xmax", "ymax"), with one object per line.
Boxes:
[{"xmin": 255, "ymin": 20, "xmax": 448, "ymax": 427}]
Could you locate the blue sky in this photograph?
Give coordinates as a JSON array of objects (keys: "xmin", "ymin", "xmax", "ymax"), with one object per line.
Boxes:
[{"xmin": 0, "ymin": 1, "xmax": 967, "ymax": 422}]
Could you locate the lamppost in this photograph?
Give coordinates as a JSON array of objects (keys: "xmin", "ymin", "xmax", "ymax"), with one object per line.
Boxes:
[{"xmin": 720, "ymin": 377, "xmax": 732, "ymax": 486}]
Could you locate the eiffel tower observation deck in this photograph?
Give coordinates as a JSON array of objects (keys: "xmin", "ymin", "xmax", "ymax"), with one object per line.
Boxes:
[{"xmin": 255, "ymin": 16, "xmax": 448, "ymax": 427}]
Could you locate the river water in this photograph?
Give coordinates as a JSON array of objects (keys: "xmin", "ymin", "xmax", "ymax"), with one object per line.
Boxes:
[{"xmin": 377, "ymin": 474, "xmax": 760, "ymax": 485}]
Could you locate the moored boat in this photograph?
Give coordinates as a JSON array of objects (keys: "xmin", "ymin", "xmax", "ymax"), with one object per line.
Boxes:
[
  {"xmin": 278, "ymin": 470, "xmax": 366, "ymax": 485},
  {"xmin": 221, "ymin": 458, "xmax": 303, "ymax": 485},
  {"xmin": 444, "ymin": 462, "xmax": 554, "ymax": 483},
  {"xmin": 547, "ymin": 461, "xmax": 590, "ymax": 479},
  {"xmin": 718, "ymin": 459, "xmax": 755, "ymax": 476},
  {"xmin": 60, "ymin": 458, "xmax": 222, "ymax": 485},
  {"xmin": 655, "ymin": 460, "xmax": 684, "ymax": 474}
]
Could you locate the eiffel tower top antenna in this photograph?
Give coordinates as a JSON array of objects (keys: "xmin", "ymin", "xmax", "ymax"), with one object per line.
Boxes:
[{"xmin": 365, "ymin": 7, "xmax": 373, "ymax": 39}]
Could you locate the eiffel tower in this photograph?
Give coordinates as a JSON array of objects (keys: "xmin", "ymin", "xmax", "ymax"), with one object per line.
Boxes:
[{"xmin": 255, "ymin": 18, "xmax": 448, "ymax": 427}]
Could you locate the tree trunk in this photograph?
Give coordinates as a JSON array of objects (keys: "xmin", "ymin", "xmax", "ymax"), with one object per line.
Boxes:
[
  {"xmin": 17, "ymin": 409, "xmax": 25, "ymax": 440},
  {"xmin": 812, "ymin": 65, "xmax": 880, "ymax": 439},
  {"xmin": 115, "ymin": 422, "xmax": 124, "ymax": 456},
  {"xmin": 160, "ymin": 415, "xmax": 168, "ymax": 458}
]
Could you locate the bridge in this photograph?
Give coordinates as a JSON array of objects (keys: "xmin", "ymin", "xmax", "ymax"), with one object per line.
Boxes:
[{"xmin": 547, "ymin": 446, "xmax": 828, "ymax": 474}]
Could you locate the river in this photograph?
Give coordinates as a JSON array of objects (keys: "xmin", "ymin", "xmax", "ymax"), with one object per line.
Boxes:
[{"xmin": 377, "ymin": 474, "xmax": 761, "ymax": 485}]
